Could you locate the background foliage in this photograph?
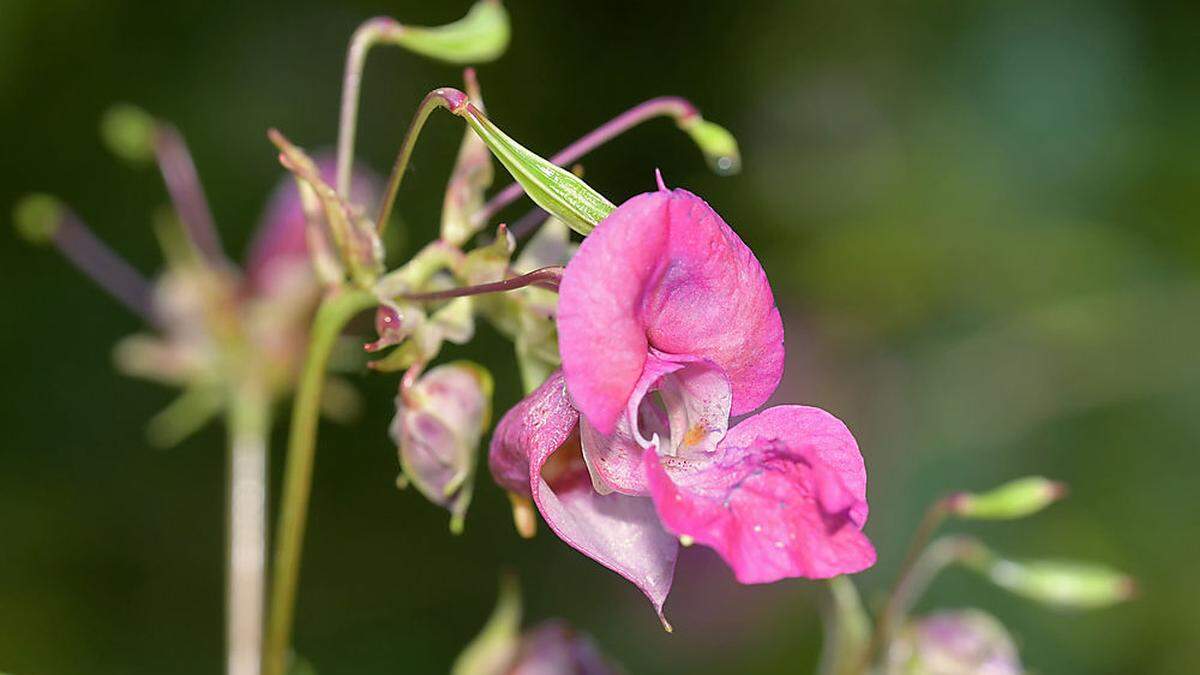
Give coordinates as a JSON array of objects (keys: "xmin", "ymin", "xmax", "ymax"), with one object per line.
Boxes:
[{"xmin": 2, "ymin": 1, "xmax": 1197, "ymax": 673}]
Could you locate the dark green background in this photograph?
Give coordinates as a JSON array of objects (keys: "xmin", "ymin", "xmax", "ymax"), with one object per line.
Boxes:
[{"xmin": 2, "ymin": 1, "xmax": 1198, "ymax": 673}]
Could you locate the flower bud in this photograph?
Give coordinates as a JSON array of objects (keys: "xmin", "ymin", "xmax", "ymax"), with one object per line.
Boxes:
[
  {"xmin": 678, "ymin": 115, "xmax": 741, "ymax": 175},
  {"xmin": 455, "ymin": 102, "xmax": 615, "ymax": 235},
  {"xmin": 946, "ymin": 476, "xmax": 1066, "ymax": 520},
  {"xmin": 389, "ymin": 361, "xmax": 493, "ymax": 533},
  {"xmin": 384, "ymin": 0, "xmax": 509, "ymax": 65},
  {"xmin": 100, "ymin": 103, "xmax": 157, "ymax": 164},
  {"xmin": 976, "ymin": 557, "xmax": 1136, "ymax": 610},
  {"xmin": 886, "ymin": 610, "xmax": 1023, "ymax": 675}
]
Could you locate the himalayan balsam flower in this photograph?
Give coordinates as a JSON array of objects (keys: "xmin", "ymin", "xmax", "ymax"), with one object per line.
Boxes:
[{"xmin": 490, "ymin": 177, "xmax": 875, "ymax": 622}]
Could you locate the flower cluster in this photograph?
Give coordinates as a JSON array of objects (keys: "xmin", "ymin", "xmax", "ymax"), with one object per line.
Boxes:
[{"xmin": 16, "ymin": 2, "xmax": 1137, "ymax": 673}]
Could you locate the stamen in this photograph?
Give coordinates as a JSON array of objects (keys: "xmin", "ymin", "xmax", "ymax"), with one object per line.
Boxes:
[
  {"xmin": 472, "ymin": 96, "xmax": 703, "ymax": 226},
  {"xmin": 398, "ymin": 265, "xmax": 563, "ymax": 302},
  {"xmin": 15, "ymin": 195, "xmax": 156, "ymax": 323},
  {"xmin": 153, "ymin": 124, "xmax": 227, "ymax": 266}
]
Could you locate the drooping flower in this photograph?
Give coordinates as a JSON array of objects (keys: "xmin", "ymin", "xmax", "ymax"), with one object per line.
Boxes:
[
  {"xmin": 490, "ymin": 177, "xmax": 874, "ymax": 620},
  {"xmin": 390, "ymin": 361, "xmax": 493, "ymax": 533}
]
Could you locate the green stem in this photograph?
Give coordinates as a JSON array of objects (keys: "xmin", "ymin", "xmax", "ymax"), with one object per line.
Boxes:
[
  {"xmin": 263, "ymin": 288, "xmax": 376, "ymax": 675},
  {"xmin": 226, "ymin": 380, "xmax": 271, "ymax": 675},
  {"xmin": 374, "ymin": 88, "xmax": 466, "ymax": 234},
  {"xmin": 862, "ymin": 498, "xmax": 950, "ymax": 669}
]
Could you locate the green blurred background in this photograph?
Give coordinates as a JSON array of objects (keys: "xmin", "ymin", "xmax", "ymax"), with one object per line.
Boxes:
[{"xmin": 2, "ymin": 1, "xmax": 1198, "ymax": 673}]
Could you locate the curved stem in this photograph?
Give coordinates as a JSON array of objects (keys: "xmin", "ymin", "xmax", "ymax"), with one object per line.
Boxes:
[
  {"xmin": 263, "ymin": 288, "xmax": 377, "ymax": 675},
  {"xmin": 374, "ymin": 88, "xmax": 469, "ymax": 234},
  {"xmin": 336, "ymin": 18, "xmax": 402, "ymax": 196},
  {"xmin": 226, "ymin": 381, "xmax": 271, "ymax": 675},
  {"xmin": 397, "ymin": 265, "xmax": 563, "ymax": 302},
  {"xmin": 862, "ymin": 498, "xmax": 951, "ymax": 669},
  {"xmin": 472, "ymin": 96, "xmax": 699, "ymax": 226}
]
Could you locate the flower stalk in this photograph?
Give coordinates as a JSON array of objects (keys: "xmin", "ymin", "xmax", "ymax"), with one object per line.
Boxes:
[
  {"xmin": 473, "ymin": 95, "xmax": 740, "ymax": 227},
  {"xmin": 263, "ymin": 287, "xmax": 376, "ymax": 675},
  {"xmin": 225, "ymin": 381, "xmax": 271, "ymax": 675},
  {"xmin": 335, "ymin": 1, "xmax": 511, "ymax": 195}
]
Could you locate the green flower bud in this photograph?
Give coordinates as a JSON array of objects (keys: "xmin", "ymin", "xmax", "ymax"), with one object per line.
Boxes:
[
  {"xmin": 679, "ymin": 115, "xmax": 741, "ymax": 175},
  {"xmin": 946, "ymin": 476, "xmax": 1067, "ymax": 520},
  {"xmin": 388, "ymin": 0, "xmax": 510, "ymax": 65},
  {"xmin": 971, "ymin": 555, "xmax": 1135, "ymax": 610},
  {"xmin": 455, "ymin": 101, "xmax": 615, "ymax": 235}
]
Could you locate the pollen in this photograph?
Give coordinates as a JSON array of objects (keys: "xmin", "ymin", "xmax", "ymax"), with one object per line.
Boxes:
[{"xmin": 682, "ymin": 423, "xmax": 707, "ymax": 447}]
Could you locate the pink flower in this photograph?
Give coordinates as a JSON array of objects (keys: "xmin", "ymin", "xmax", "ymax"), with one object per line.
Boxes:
[{"xmin": 490, "ymin": 180, "xmax": 874, "ymax": 620}]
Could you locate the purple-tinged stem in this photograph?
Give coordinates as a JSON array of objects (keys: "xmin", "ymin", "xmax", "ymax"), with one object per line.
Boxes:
[
  {"xmin": 335, "ymin": 17, "xmax": 403, "ymax": 197},
  {"xmin": 375, "ymin": 88, "xmax": 469, "ymax": 233},
  {"xmin": 506, "ymin": 204, "xmax": 550, "ymax": 242},
  {"xmin": 52, "ymin": 210, "xmax": 157, "ymax": 324},
  {"xmin": 154, "ymin": 125, "xmax": 226, "ymax": 265},
  {"xmin": 398, "ymin": 265, "xmax": 563, "ymax": 302},
  {"xmin": 472, "ymin": 96, "xmax": 699, "ymax": 227}
]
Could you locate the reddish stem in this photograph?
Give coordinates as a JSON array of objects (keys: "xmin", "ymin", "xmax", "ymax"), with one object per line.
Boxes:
[
  {"xmin": 398, "ymin": 266, "xmax": 563, "ymax": 302},
  {"xmin": 472, "ymin": 96, "xmax": 699, "ymax": 226}
]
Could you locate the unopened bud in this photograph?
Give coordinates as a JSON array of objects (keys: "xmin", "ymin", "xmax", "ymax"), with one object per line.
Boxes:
[
  {"xmin": 390, "ymin": 361, "xmax": 493, "ymax": 532},
  {"xmin": 946, "ymin": 476, "xmax": 1067, "ymax": 520},
  {"xmin": 679, "ymin": 116, "xmax": 741, "ymax": 175},
  {"xmin": 974, "ymin": 556, "xmax": 1135, "ymax": 610},
  {"xmin": 388, "ymin": 0, "xmax": 509, "ymax": 65},
  {"xmin": 455, "ymin": 101, "xmax": 615, "ymax": 236},
  {"xmin": 886, "ymin": 610, "xmax": 1022, "ymax": 675}
]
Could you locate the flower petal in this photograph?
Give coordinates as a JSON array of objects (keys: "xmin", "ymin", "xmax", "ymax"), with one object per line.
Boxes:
[
  {"xmin": 579, "ymin": 350, "xmax": 730, "ymax": 495},
  {"xmin": 557, "ymin": 186, "xmax": 784, "ymax": 434},
  {"xmin": 645, "ymin": 405, "xmax": 875, "ymax": 583},
  {"xmin": 489, "ymin": 372, "xmax": 679, "ymax": 622}
]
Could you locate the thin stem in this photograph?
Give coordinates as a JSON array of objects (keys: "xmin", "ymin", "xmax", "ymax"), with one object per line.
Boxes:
[
  {"xmin": 265, "ymin": 284, "xmax": 376, "ymax": 672},
  {"xmin": 375, "ymin": 88, "xmax": 469, "ymax": 233},
  {"xmin": 863, "ymin": 498, "xmax": 951, "ymax": 668},
  {"xmin": 506, "ymin": 204, "xmax": 551, "ymax": 242},
  {"xmin": 263, "ymin": 288, "xmax": 376, "ymax": 675},
  {"xmin": 51, "ymin": 210, "xmax": 157, "ymax": 324},
  {"xmin": 472, "ymin": 96, "xmax": 699, "ymax": 227},
  {"xmin": 335, "ymin": 18, "xmax": 402, "ymax": 196},
  {"xmin": 225, "ymin": 381, "xmax": 271, "ymax": 675},
  {"xmin": 154, "ymin": 124, "xmax": 226, "ymax": 265},
  {"xmin": 397, "ymin": 265, "xmax": 564, "ymax": 302}
]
